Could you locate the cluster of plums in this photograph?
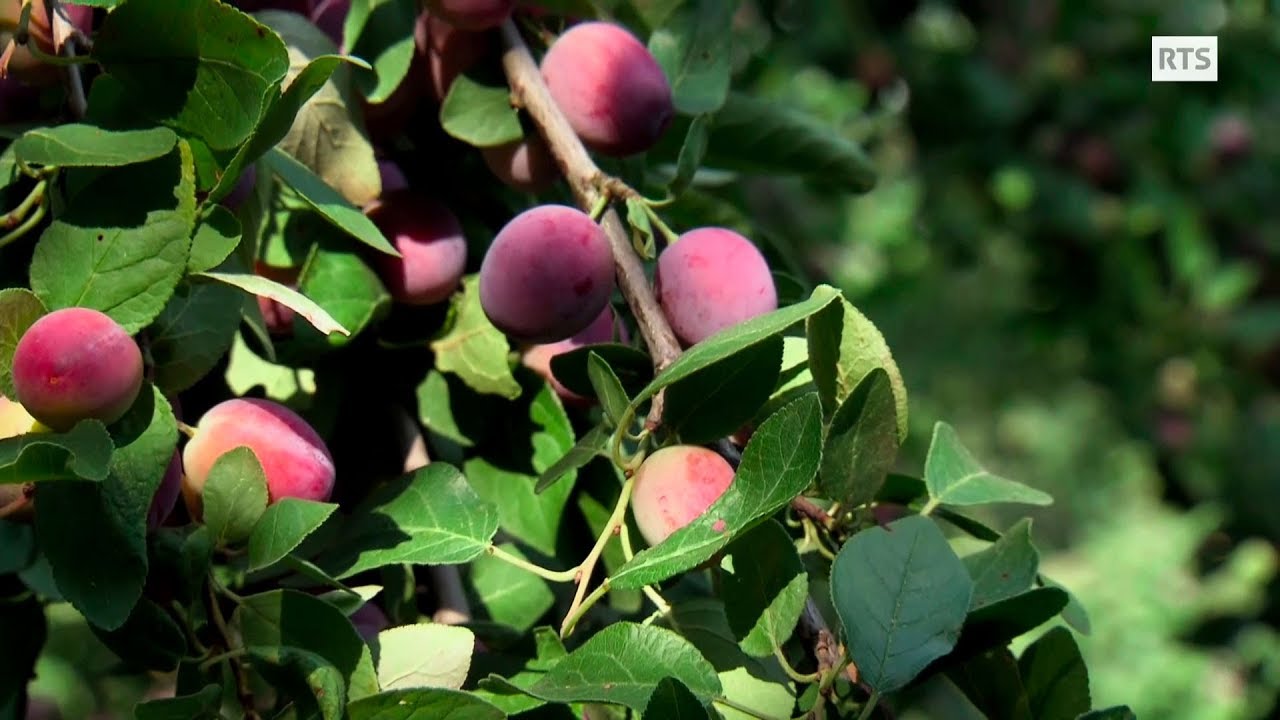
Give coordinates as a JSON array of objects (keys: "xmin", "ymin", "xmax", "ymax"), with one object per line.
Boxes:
[{"xmin": 0, "ymin": 1, "xmax": 778, "ymax": 554}]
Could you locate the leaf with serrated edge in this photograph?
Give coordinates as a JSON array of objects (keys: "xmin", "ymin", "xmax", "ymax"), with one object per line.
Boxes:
[
  {"xmin": 817, "ymin": 368, "xmax": 898, "ymax": 508},
  {"xmin": 431, "ymin": 275, "xmax": 521, "ymax": 400},
  {"xmin": 587, "ymin": 351, "xmax": 630, "ymax": 427},
  {"xmin": 14, "ymin": 125, "xmax": 177, "ymax": 168},
  {"xmin": 925, "ymin": 422, "xmax": 1052, "ymax": 508},
  {"xmin": 830, "ymin": 515, "xmax": 973, "ymax": 693},
  {"xmin": 347, "ymin": 688, "xmax": 505, "ymax": 720},
  {"xmin": 196, "ymin": 271, "xmax": 349, "ymax": 336},
  {"xmin": 644, "ymin": 677, "xmax": 713, "ymax": 719},
  {"xmin": 648, "ymin": 0, "xmax": 735, "ymax": 114},
  {"xmin": 262, "ymin": 147, "xmax": 397, "ymax": 256},
  {"xmin": 1018, "ymin": 626, "xmax": 1091, "ymax": 720},
  {"xmin": 471, "ymin": 542, "xmax": 555, "ymax": 632},
  {"xmin": 202, "ymin": 447, "xmax": 268, "ymax": 547},
  {"xmin": 319, "ymin": 463, "xmax": 499, "ymax": 578},
  {"xmin": 963, "ymin": 518, "xmax": 1039, "ymax": 610},
  {"xmin": 375, "ymin": 624, "xmax": 474, "ymax": 690},
  {"xmin": 722, "ymin": 520, "xmax": 808, "ymax": 657},
  {"xmin": 247, "ymin": 498, "xmax": 338, "ymax": 571},
  {"xmin": 611, "ymin": 393, "xmax": 823, "ymax": 589},
  {"xmin": 806, "ymin": 295, "xmax": 908, "ymax": 441},
  {"xmin": 0, "ymin": 420, "xmax": 113, "ymax": 484}
]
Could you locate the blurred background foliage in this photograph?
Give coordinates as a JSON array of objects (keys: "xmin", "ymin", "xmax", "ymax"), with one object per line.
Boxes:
[
  {"xmin": 17, "ymin": 0, "xmax": 1280, "ymax": 718},
  {"xmin": 723, "ymin": 0, "xmax": 1280, "ymax": 717}
]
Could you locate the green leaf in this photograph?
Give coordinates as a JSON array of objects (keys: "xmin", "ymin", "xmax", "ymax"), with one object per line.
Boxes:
[
  {"xmin": 722, "ymin": 520, "xmax": 808, "ymax": 658},
  {"xmin": 187, "ymin": 206, "xmax": 242, "ymax": 273},
  {"xmin": 196, "ymin": 271, "xmax": 349, "ymax": 337},
  {"xmin": 465, "ymin": 384, "xmax": 576, "ymax": 555},
  {"xmin": 668, "ymin": 114, "xmax": 710, "ymax": 197},
  {"xmin": 830, "ymin": 515, "xmax": 973, "ymax": 693},
  {"xmin": 488, "ymin": 623, "xmax": 721, "ymax": 711},
  {"xmin": 93, "ymin": 0, "xmax": 289, "ymax": 150},
  {"xmin": 347, "ymin": 689, "xmax": 506, "ymax": 720},
  {"xmin": 471, "ymin": 542, "xmax": 555, "ymax": 632},
  {"xmin": 587, "ymin": 352, "xmax": 631, "ymax": 428},
  {"xmin": 14, "ymin": 125, "xmax": 178, "ymax": 168},
  {"xmin": 535, "ymin": 424, "xmax": 608, "ymax": 494},
  {"xmin": 0, "ymin": 519, "xmax": 34, "ymax": 574},
  {"xmin": 611, "ymin": 392, "xmax": 823, "ymax": 589},
  {"xmin": 700, "ymin": 92, "xmax": 876, "ymax": 192},
  {"xmin": 0, "ymin": 288, "xmax": 45, "ymax": 397},
  {"xmin": 644, "ymin": 677, "xmax": 713, "ymax": 719},
  {"xmin": 224, "ymin": 333, "xmax": 317, "ymax": 404},
  {"xmin": 663, "ymin": 335, "xmax": 782, "ymax": 445},
  {"xmin": 147, "ymin": 280, "xmax": 243, "ymax": 394},
  {"xmin": 207, "ymin": 54, "xmax": 357, "ymax": 205},
  {"xmin": 30, "ymin": 144, "xmax": 197, "ymax": 334},
  {"xmin": 133, "ymin": 685, "xmax": 221, "ymax": 720},
  {"xmin": 319, "ymin": 464, "xmax": 500, "ymax": 579},
  {"xmin": 260, "ymin": 9, "xmax": 381, "ymax": 208},
  {"xmin": 91, "ymin": 597, "xmax": 187, "ymax": 672},
  {"xmin": 963, "ymin": 519, "xmax": 1040, "ymax": 610},
  {"xmin": 924, "ymin": 422, "xmax": 1053, "ymax": 509},
  {"xmin": 345, "ymin": 0, "xmax": 419, "ymax": 103},
  {"xmin": 806, "ymin": 295, "xmax": 908, "ymax": 441},
  {"xmin": 247, "ymin": 498, "xmax": 339, "ymax": 571},
  {"xmin": 1040, "ymin": 575, "xmax": 1091, "ymax": 635},
  {"xmin": 1077, "ymin": 707, "xmax": 1136, "ymax": 720},
  {"xmin": 148, "ymin": 525, "xmax": 214, "ymax": 607},
  {"xmin": 236, "ymin": 589, "xmax": 379, "ymax": 701},
  {"xmin": 1019, "ymin": 627, "xmax": 1091, "ymax": 720},
  {"xmin": 648, "ymin": 0, "xmax": 736, "ymax": 114},
  {"xmin": 717, "ymin": 665, "xmax": 796, "ymax": 720},
  {"xmin": 201, "ymin": 446, "xmax": 269, "ymax": 547},
  {"xmin": 440, "ymin": 70, "xmax": 523, "ymax": 148},
  {"xmin": 289, "ymin": 234, "xmax": 392, "ymax": 350},
  {"xmin": 247, "ymin": 645, "xmax": 346, "ymax": 720},
  {"xmin": 375, "ymin": 624, "xmax": 475, "ymax": 690},
  {"xmin": 549, "ymin": 343, "xmax": 654, "ymax": 400},
  {"xmin": 817, "ymin": 368, "xmax": 899, "ymax": 508},
  {"xmin": 0, "ymin": 420, "xmax": 113, "ymax": 484},
  {"xmin": 262, "ymin": 147, "xmax": 397, "ymax": 256},
  {"xmin": 624, "ymin": 284, "xmax": 842, "ymax": 416},
  {"xmin": 626, "ymin": 197, "xmax": 657, "ymax": 258},
  {"xmin": 946, "ymin": 648, "xmax": 1033, "ymax": 720},
  {"xmin": 952, "ymin": 588, "xmax": 1070, "ymax": 661},
  {"xmin": 431, "ymin": 275, "xmax": 522, "ymax": 400},
  {"xmin": 36, "ymin": 386, "xmax": 178, "ymax": 630},
  {"xmin": 415, "ymin": 370, "xmax": 477, "ymax": 449}
]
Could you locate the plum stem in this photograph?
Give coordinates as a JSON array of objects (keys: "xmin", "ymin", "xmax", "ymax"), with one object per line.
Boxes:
[
  {"xmin": 712, "ymin": 696, "xmax": 775, "ymax": 720},
  {"xmin": 497, "ymin": 19, "xmax": 683, "ymax": 425},
  {"xmin": 486, "ymin": 543, "xmax": 578, "ymax": 583},
  {"xmin": 558, "ymin": 476, "xmax": 635, "ymax": 637},
  {"xmin": 619, "ymin": 521, "xmax": 671, "ymax": 617},
  {"xmin": 773, "ymin": 642, "xmax": 822, "ymax": 684},
  {"xmin": 856, "ymin": 690, "xmax": 880, "ymax": 720}
]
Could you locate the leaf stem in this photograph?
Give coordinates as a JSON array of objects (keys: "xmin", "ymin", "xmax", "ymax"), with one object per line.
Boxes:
[
  {"xmin": 198, "ymin": 647, "xmax": 248, "ymax": 673},
  {"xmin": 713, "ymin": 696, "xmax": 775, "ymax": 720},
  {"xmin": 642, "ymin": 203, "xmax": 680, "ymax": 247},
  {"xmin": 560, "ymin": 577, "xmax": 610, "ymax": 637},
  {"xmin": 486, "ymin": 544, "xmax": 578, "ymax": 583},
  {"xmin": 856, "ymin": 689, "xmax": 880, "ymax": 720},
  {"xmin": 0, "ymin": 191, "xmax": 46, "ymax": 250},
  {"xmin": 559, "ymin": 477, "xmax": 634, "ymax": 636},
  {"xmin": 919, "ymin": 497, "xmax": 940, "ymax": 516},
  {"xmin": 620, "ymin": 522, "xmax": 670, "ymax": 617},
  {"xmin": 588, "ymin": 194, "xmax": 609, "ymax": 222},
  {"xmin": 773, "ymin": 643, "xmax": 822, "ymax": 684}
]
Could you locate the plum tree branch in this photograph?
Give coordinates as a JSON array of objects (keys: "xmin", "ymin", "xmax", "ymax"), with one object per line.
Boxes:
[{"xmin": 497, "ymin": 19, "xmax": 682, "ymax": 382}]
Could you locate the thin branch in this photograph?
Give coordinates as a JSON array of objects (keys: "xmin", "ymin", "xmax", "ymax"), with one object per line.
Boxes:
[
  {"xmin": 497, "ymin": 19, "xmax": 682, "ymax": 429},
  {"xmin": 206, "ymin": 578, "xmax": 260, "ymax": 720}
]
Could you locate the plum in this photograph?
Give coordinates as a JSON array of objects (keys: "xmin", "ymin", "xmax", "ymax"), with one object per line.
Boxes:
[
  {"xmin": 310, "ymin": 0, "xmax": 348, "ymax": 48},
  {"xmin": 12, "ymin": 308, "xmax": 144, "ymax": 431},
  {"xmin": 182, "ymin": 398, "xmax": 335, "ymax": 505},
  {"xmin": 654, "ymin": 227, "xmax": 777, "ymax": 346},
  {"xmin": 351, "ymin": 602, "xmax": 390, "ymax": 642},
  {"xmin": 254, "ymin": 261, "xmax": 300, "ymax": 337},
  {"xmin": 147, "ymin": 450, "xmax": 183, "ymax": 531},
  {"xmin": 630, "ymin": 445, "xmax": 735, "ymax": 547},
  {"xmin": 481, "ymin": 133, "xmax": 559, "ymax": 193},
  {"xmin": 0, "ymin": 0, "xmax": 93, "ymax": 85},
  {"xmin": 416, "ymin": 11, "xmax": 492, "ymax": 102},
  {"xmin": 521, "ymin": 304, "xmax": 626, "ymax": 403},
  {"xmin": 222, "ymin": 165, "xmax": 258, "ymax": 212},
  {"xmin": 479, "ymin": 204, "xmax": 615, "ymax": 343},
  {"xmin": 426, "ymin": 0, "xmax": 512, "ymax": 31},
  {"xmin": 370, "ymin": 193, "xmax": 468, "ymax": 306},
  {"xmin": 540, "ymin": 22, "xmax": 673, "ymax": 157}
]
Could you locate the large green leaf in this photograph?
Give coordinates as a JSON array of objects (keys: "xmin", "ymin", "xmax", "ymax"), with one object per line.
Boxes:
[
  {"xmin": 319, "ymin": 464, "xmax": 500, "ymax": 578},
  {"xmin": 662, "ymin": 335, "xmax": 783, "ymax": 445},
  {"xmin": 195, "ymin": 271, "xmax": 349, "ymax": 337},
  {"xmin": 611, "ymin": 392, "xmax": 823, "ymax": 589},
  {"xmin": 643, "ymin": 677, "xmax": 714, "ymax": 719},
  {"xmin": 471, "ymin": 542, "xmax": 555, "ymax": 633},
  {"xmin": 36, "ymin": 387, "xmax": 178, "ymax": 630},
  {"xmin": 440, "ymin": 70, "xmax": 523, "ymax": 148},
  {"xmin": 484, "ymin": 623, "xmax": 721, "ymax": 711},
  {"xmin": 1018, "ymin": 627, "xmax": 1091, "ymax": 720},
  {"xmin": 806, "ymin": 295, "xmax": 908, "ymax": 440},
  {"xmin": 247, "ymin": 498, "xmax": 338, "ymax": 571},
  {"xmin": 13, "ymin": 125, "xmax": 178, "ymax": 168},
  {"xmin": 431, "ymin": 275, "xmax": 521, "ymax": 400},
  {"xmin": 648, "ymin": 0, "xmax": 737, "ymax": 114},
  {"xmin": 288, "ymin": 234, "xmax": 392, "ymax": 351},
  {"xmin": 924, "ymin": 422, "xmax": 1053, "ymax": 509},
  {"xmin": 147, "ymin": 279, "xmax": 243, "ymax": 394},
  {"xmin": 29, "ymin": 144, "xmax": 197, "ymax": 334},
  {"xmin": 0, "ymin": 420, "xmax": 113, "ymax": 485},
  {"xmin": 201, "ymin": 446, "xmax": 269, "ymax": 547},
  {"xmin": 247, "ymin": 645, "xmax": 346, "ymax": 719},
  {"xmin": 93, "ymin": 0, "xmax": 289, "ymax": 150},
  {"xmin": 963, "ymin": 518, "xmax": 1040, "ymax": 610},
  {"xmin": 235, "ymin": 589, "xmax": 379, "ymax": 701},
  {"xmin": 91, "ymin": 597, "xmax": 187, "ymax": 672},
  {"xmin": 347, "ymin": 689, "xmax": 506, "ymax": 720},
  {"xmin": 722, "ymin": 520, "xmax": 808, "ymax": 658},
  {"xmin": 816, "ymin": 367, "xmax": 899, "ymax": 508},
  {"xmin": 375, "ymin": 624, "xmax": 475, "ymax": 690},
  {"xmin": 344, "ymin": 0, "xmax": 418, "ymax": 104},
  {"xmin": 262, "ymin": 148, "xmax": 397, "ymax": 255},
  {"xmin": 830, "ymin": 515, "xmax": 973, "ymax": 693}
]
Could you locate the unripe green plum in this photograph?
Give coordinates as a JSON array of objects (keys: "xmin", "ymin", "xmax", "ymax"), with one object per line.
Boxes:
[
  {"xmin": 479, "ymin": 204, "xmax": 615, "ymax": 343},
  {"xmin": 182, "ymin": 398, "xmax": 335, "ymax": 505},
  {"xmin": 426, "ymin": 0, "xmax": 512, "ymax": 31},
  {"xmin": 481, "ymin": 133, "xmax": 559, "ymax": 193},
  {"xmin": 630, "ymin": 445, "xmax": 735, "ymax": 547},
  {"xmin": 655, "ymin": 228, "xmax": 777, "ymax": 346},
  {"xmin": 521, "ymin": 304, "xmax": 627, "ymax": 404},
  {"xmin": 12, "ymin": 308, "xmax": 144, "ymax": 431},
  {"xmin": 540, "ymin": 22, "xmax": 673, "ymax": 157},
  {"xmin": 370, "ymin": 193, "xmax": 468, "ymax": 306}
]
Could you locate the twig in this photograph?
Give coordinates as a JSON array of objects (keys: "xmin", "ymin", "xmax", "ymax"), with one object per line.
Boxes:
[
  {"xmin": 497, "ymin": 19, "xmax": 682, "ymax": 430},
  {"xmin": 206, "ymin": 578, "xmax": 260, "ymax": 720}
]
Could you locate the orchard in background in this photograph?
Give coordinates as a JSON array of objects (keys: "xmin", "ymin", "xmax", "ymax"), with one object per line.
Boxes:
[{"xmin": 0, "ymin": 1, "xmax": 1133, "ymax": 719}]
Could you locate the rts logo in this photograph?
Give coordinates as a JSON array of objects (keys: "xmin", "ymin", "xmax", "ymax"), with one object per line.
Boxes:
[{"xmin": 1152, "ymin": 36, "xmax": 1218, "ymax": 82}]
